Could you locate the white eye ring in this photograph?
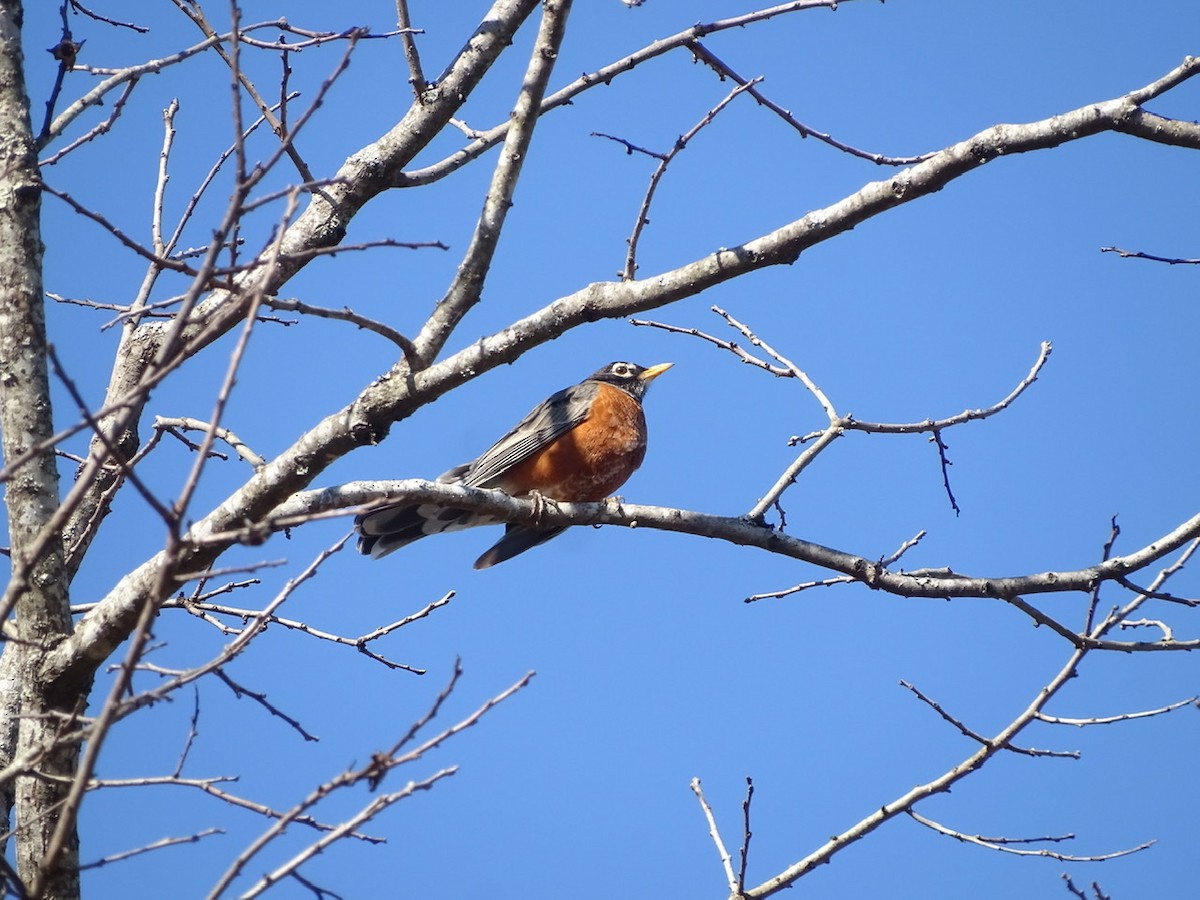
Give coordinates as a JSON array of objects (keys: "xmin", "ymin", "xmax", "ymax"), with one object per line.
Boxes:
[{"xmin": 612, "ymin": 363, "xmax": 631, "ymax": 376}]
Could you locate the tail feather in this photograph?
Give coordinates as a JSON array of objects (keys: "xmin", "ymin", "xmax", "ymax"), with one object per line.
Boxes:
[
  {"xmin": 355, "ymin": 505, "xmax": 430, "ymax": 559},
  {"xmin": 355, "ymin": 502, "xmax": 504, "ymax": 559},
  {"xmin": 473, "ymin": 525, "xmax": 567, "ymax": 570}
]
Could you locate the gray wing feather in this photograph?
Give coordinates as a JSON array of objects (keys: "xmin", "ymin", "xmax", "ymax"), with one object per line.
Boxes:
[{"xmin": 462, "ymin": 382, "xmax": 597, "ymax": 487}]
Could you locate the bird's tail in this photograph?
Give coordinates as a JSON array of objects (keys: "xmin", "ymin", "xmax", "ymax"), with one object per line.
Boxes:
[
  {"xmin": 355, "ymin": 501, "xmax": 494, "ymax": 559},
  {"xmin": 473, "ymin": 525, "xmax": 567, "ymax": 570}
]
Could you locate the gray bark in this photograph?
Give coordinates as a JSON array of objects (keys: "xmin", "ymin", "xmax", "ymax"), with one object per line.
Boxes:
[{"xmin": 0, "ymin": 2, "xmax": 82, "ymax": 896}]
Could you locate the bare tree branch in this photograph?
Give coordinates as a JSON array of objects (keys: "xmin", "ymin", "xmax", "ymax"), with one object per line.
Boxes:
[
  {"xmin": 401, "ymin": 0, "xmax": 857, "ymax": 186},
  {"xmin": 1100, "ymin": 244, "xmax": 1200, "ymax": 264},
  {"xmin": 685, "ymin": 38, "xmax": 932, "ymax": 165},
  {"xmin": 413, "ymin": 0, "xmax": 573, "ymax": 362},
  {"xmin": 209, "ymin": 664, "xmax": 533, "ymax": 897},
  {"xmin": 78, "ymin": 828, "xmax": 224, "ymax": 871},
  {"xmin": 907, "ymin": 810, "xmax": 1153, "ymax": 862},
  {"xmin": 616, "ymin": 78, "xmax": 761, "ymax": 280},
  {"xmin": 691, "ymin": 778, "xmax": 738, "ymax": 896}
]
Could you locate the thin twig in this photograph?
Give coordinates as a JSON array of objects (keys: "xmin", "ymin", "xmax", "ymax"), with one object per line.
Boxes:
[
  {"xmin": 1100, "ymin": 246, "xmax": 1200, "ymax": 265},
  {"xmin": 1035, "ymin": 696, "xmax": 1197, "ymax": 727},
  {"xmin": 394, "ymin": 0, "xmax": 428, "ymax": 98},
  {"xmin": 631, "ymin": 317, "xmax": 790, "ymax": 377},
  {"xmin": 88, "ymin": 775, "xmax": 384, "ymax": 844},
  {"xmin": 907, "ymin": 810, "xmax": 1153, "ymax": 862},
  {"xmin": 39, "ymin": 80, "xmax": 137, "ymax": 167},
  {"xmin": 214, "ymin": 669, "xmax": 320, "ymax": 743},
  {"xmin": 46, "ymin": 344, "xmax": 177, "ymax": 526},
  {"xmin": 1085, "ymin": 518, "xmax": 1122, "ymax": 633},
  {"xmin": 262, "ymin": 297, "xmax": 420, "ymax": 361},
  {"xmin": 78, "ymin": 828, "xmax": 224, "ymax": 870},
  {"xmin": 153, "ymin": 416, "xmax": 267, "ymax": 469},
  {"xmin": 173, "ymin": 688, "xmax": 202, "ymax": 778},
  {"xmin": 745, "ymin": 531, "xmax": 926, "ymax": 602},
  {"xmin": 67, "ymin": 1, "xmax": 149, "ymax": 32},
  {"xmin": 930, "ymin": 428, "xmax": 960, "ymax": 515},
  {"xmin": 413, "ymin": 0, "xmax": 573, "ymax": 363},
  {"xmin": 690, "ymin": 777, "xmax": 738, "ymax": 895},
  {"xmin": 738, "ymin": 777, "xmax": 754, "ymax": 894},
  {"xmin": 401, "ymin": 0, "xmax": 857, "ymax": 186},
  {"xmin": 618, "ymin": 79, "xmax": 761, "ymax": 281},
  {"xmin": 685, "ymin": 39, "xmax": 932, "ymax": 166},
  {"xmin": 211, "ymin": 666, "xmax": 534, "ymax": 897}
]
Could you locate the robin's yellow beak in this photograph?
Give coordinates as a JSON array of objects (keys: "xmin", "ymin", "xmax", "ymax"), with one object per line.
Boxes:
[{"xmin": 638, "ymin": 362, "xmax": 673, "ymax": 383}]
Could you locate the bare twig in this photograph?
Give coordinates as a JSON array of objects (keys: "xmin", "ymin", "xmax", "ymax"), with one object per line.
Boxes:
[
  {"xmin": 907, "ymin": 810, "xmax": 1153, "ymax": 862},
  {"xmin": 745, "ymin": 531, "xmax": 926, "ymax": 602},
  {"xmin": 899, "ymin": 680, "xmax": 990, "ymax": 746},
  {"xmin": 78, "ymin": 828, "xmax": 223, "ymax": 870},
  {"xmin": 153, "ymin": 590, "xmax": 454, "ymax": 675},
  {"xmin": 66, "ymin": 1, "xmax": 149, "ymax": 33},
  {"xmin": 210, "ymin": 665, "xmax": 534, "ymax": 897},
  {"xmin": 413, "ymin": 0, "xmax": 573, "ymax": 363},
  {"xmin": 40, "ymin": 20, "xmax": 363, "ymax": 148},
  {"xmin": 262, "ymin": 297, "xmax": 420, "ymax": 362},
  {"xmin": 690, "ymin": 778, "xmax": 738, "ymax": 895},
  {"xmin": 743, "ymin": 634, "xmax": 1095, "ymax": 896},
  {"xmin": 42, "ymin": 185, "xmax": 199, "ymax": 274},
  {"xmin": 1100, "ymin": 246, "xmax": 1200, "ymax": 265},
  {"xmin": 685, "ymin": 39, "xmax": 932, "ymax": 166},
  {"xmin": 239, "ymin": 769, "xmax": 456, "ymax": 898},
  {"xmin": 631, "ymin": 316, "xmax": 791, "ymax": 377},
  {"xmin": 1117, "ymin": 618, "xmax": 1173, "ymax": 641},
  {"xmin": 1062, "ymin": 874, "xmax": 1113, "ymax": 900},
  {"xmin": 168, "ymin": 2, "xmax": 363, "ymax": 182},
  {"xmin": 88, "ymin": 775, "xmax": 384, "ymax": 845},
  {"xmin": 738, "ymin": 777, "xmax": 754, "ymax": 894},
  {"xmin": 401, "ymin": 0, "xmax": 858, "ymax": 186},
  {"xmin": 901, "ymin": 680, "xmax": 1079, "ymax": 759},
  {"xmin": 46, "ymin": 344, "xmax": 177, "ymax": 526},
  {"xmin": 1035, "ymin": 696, "xmax": 1197, "ymax": 727},
  {"xmin": 846, "ymin": 340, "xmax": 1054, "ymax": 435},
  {"xmin": 1113, "ymin": 576, "xmax": 1198, "ymax": 607},
  {"xmin": 617, "ymin": 79, "xmax": 761, "ymax": 281},
  {"xmin": 289, "ymin": 870, "xmax": 344, "ymax": 900},
  {"xmin": 173, "ymin": 688, "xmax": 202, "ymax": 778},
  {"xmin": 214, "ymin": 669, "xmax": 319, "ymax": 743},
  {"xmin": 394, "ymin": 0, "xmax": 428, "ymax": 98},
  {"xmin": 930, "ymin": 428, "xmax": 960, "ymax": 515},
  {"xmin": 38, "ymin": 80, "xmax": 136, "ymax": 167},
  {"xmin": 590, "ymin": 132, "xmax": 667, "ymax": 160},
  {"xmin": 153, "ymin": 416, "xmax": 266, "ymax": 469}
]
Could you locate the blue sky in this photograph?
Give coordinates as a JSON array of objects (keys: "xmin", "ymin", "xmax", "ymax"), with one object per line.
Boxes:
[{"xmin": 14, "ymin": 1, "xmax": 1200, "ymax": 897}]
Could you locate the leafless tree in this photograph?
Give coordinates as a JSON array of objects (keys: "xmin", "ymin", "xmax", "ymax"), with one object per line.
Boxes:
[{"xmin": 1, "ymin": 1, "xmax": 1197, "ymax": 897}]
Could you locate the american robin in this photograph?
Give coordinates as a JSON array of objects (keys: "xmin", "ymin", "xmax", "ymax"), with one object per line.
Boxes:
[{"xmin": 356, "ymin": 361, "xmax": 673, "ymax": 569}]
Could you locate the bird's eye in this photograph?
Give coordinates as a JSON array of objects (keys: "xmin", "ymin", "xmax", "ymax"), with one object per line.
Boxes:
[{"xmin": 612, "ymin": 363, "xmax": 631, "ymax": 377}]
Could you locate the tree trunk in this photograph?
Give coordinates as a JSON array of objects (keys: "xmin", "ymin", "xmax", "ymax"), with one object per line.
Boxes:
[{"xmin": 0, "ymin": 3, "xmax": 82, "ymax": 897}]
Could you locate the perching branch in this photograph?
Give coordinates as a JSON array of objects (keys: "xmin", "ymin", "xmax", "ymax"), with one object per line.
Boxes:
[{"xmin": 267, "ymin": 480, "xmax": 1200, "ymax": 628}]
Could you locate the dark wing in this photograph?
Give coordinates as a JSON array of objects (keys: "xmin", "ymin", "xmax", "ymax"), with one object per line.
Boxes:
[{"xmin": 462, "ymin": 381, "xmax": 598, "ymax": 488}]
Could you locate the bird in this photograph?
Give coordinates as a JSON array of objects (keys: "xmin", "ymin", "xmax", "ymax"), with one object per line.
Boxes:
[{"xmin": 356, "ymin": 360, "xmax": 673, "ymax": 569}]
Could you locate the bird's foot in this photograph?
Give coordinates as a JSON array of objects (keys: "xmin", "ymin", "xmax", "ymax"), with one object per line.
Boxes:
[
  {"xmin": 603, "ymin": 495, "xmax": 627, "ymax": 516},
  {"xmin": 527, "ymin": 490, "xmax": 561, "ymax": 525}
]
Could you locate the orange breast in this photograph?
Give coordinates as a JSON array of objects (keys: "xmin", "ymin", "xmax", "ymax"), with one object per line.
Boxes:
[{"xmin": 499, "ymin": 383, "xmax": 648, "ymax": 501}]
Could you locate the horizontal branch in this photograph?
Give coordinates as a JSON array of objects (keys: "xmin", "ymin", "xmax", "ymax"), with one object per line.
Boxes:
[
  {"xmin": 906, "ymin": 810, "xmax": 1152, "ymax": 863},
  {"xmin": 268, "ymin": 480, "xmax": 1200, "ymax": 603}
]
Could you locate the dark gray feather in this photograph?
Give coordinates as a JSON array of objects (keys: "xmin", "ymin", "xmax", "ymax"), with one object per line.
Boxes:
[{"xmin": 462, "ymin": 382, "xmax": 597, "ymax": 488}]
